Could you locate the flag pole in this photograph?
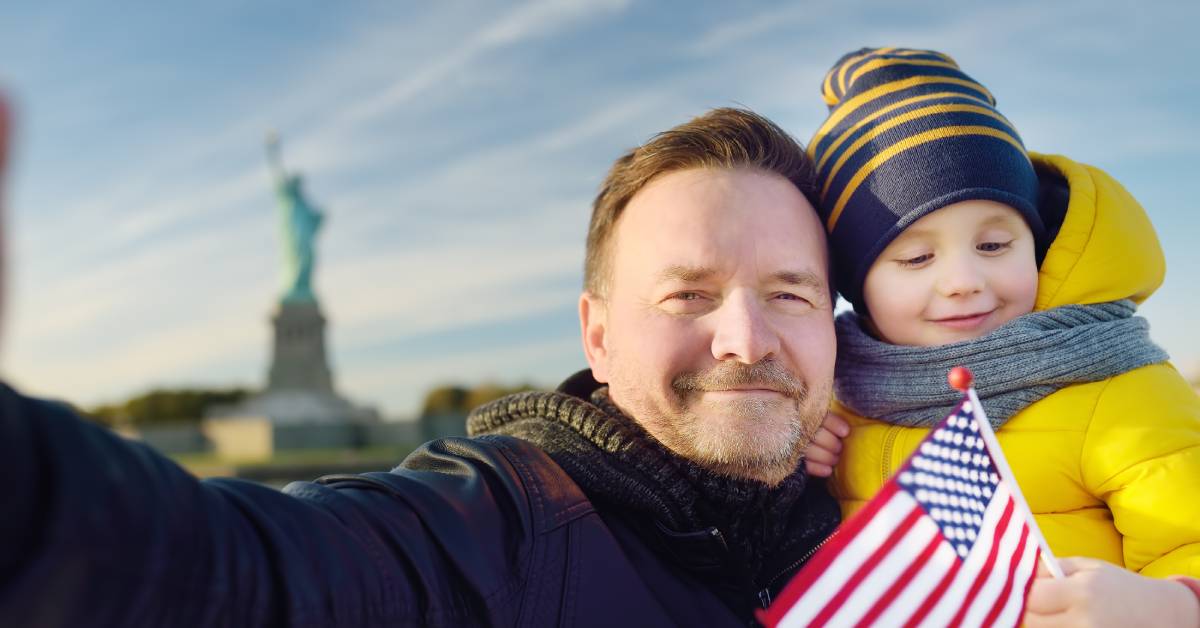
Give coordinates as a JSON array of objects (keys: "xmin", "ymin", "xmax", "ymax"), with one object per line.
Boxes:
[{"xmin": 949, "ymin": 367, "xmax": 1064, "ymax": 579}]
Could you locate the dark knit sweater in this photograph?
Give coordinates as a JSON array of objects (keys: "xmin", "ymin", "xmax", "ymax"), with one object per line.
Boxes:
[{"xmin": 467, "ymin": 370, "xmax": 840, "ymax": 611}]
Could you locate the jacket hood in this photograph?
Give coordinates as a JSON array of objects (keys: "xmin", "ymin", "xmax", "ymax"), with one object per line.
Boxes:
[{"xmin": 1032, "ymin": 153, "xmax": 1164, "ymax": 310}]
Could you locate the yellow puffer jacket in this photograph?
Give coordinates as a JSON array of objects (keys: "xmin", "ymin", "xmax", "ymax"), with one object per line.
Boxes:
[{"xmin": 831, "ymin": 153, "xmax": 1200, "ymax": 577}]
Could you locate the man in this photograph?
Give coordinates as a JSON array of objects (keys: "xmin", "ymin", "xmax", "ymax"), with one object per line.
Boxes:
[{"xmin": 0, "ymin": 106, "xmax": 840, "ymax": 626}]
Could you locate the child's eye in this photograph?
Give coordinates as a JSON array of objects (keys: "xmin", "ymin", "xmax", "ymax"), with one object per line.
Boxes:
[
  {"xmin": 896, "ymin": 253, "xmax": 932, "ymax": 267},
  {"xmin": 978, "ymin": 241, "xmax": 1013, "ymax": 253}
]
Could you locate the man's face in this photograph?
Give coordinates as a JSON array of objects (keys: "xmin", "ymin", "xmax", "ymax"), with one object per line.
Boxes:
[
  {"xmin": 581, "ymin": 167, "xmax": 836, "ymax": 485},
  {"xmin": 862, "ymin": 200, "xmax": 1039, "ymax": 347}
]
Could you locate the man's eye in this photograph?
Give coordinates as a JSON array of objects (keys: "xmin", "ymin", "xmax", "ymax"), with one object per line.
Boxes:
[
  {"xmin": 775, "ymin": 293, "xmax": 812, "ymax": 305},
  {"xmin": 978, "ymin": 241, "xmax": 1013, "ymax": 253},
  {"xmin": 660, "ymin": 291, "xmax": 712, "ymax": 314},
  {"xmin": 662, "ymin": 291, "xmax": 708, "ymax": 308},
  {"xmin": 897, "ymin": 253, "xmax": 932, "ymax": 267}
]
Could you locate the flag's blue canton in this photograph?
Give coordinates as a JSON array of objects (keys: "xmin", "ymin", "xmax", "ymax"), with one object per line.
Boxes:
[{"xmin": 895, "ymin": 400, "xmax": 1001, "ymax": 559}]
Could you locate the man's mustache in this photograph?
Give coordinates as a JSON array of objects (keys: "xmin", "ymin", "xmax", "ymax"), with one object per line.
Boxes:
[{"xmin": 672, "ymin": 360, "xmax": 806, "ymax": 400}]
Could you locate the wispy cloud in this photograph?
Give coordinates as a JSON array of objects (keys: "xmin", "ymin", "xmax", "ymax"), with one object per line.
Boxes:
[
  {"xmin": 329, "ymin": 0, "xmax": 632, "ymax": 131},
  {"xmin": 682, "ymin": 4, "xmax": 836, "ymax": 57},
  {"xmin": 1, "ymin": 1, "xmax": 644, "ymax": 414}
]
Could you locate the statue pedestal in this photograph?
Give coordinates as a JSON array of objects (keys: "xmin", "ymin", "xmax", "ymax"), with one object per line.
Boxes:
[
  {"xmin": 211, "ymin": 299, "xmax": 378, "ymax": 425},
  {"xmin": 214, "ymin": 389, "xmax": 377, "ymax": 425},
  {"xmin": 268, "ymin": 300, "xmax": 334, "ymax": 393}
]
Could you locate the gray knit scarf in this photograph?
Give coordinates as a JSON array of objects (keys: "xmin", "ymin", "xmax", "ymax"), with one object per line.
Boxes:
[{"xmin": 834, "ymin": 300, "xmax": 1168, "ymax": 427}]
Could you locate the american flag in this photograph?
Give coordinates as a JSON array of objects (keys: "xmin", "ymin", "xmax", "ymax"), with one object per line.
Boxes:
[{"xmin": 758, "ymin": 393, "xmax": 1046, "ymax": 628}]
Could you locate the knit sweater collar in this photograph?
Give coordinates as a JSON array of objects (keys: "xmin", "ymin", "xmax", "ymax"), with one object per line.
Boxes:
[{"xmin": 466, "ymin": 370, "xmax": 838, "ymax": 589}]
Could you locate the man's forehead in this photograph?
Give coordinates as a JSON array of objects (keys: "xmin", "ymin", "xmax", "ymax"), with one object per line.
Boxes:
[
  {"xmin": 608, "ymin": 166, "xmax": 828, "ymax": 283},
  {"xmin": 618, "ymin": 170, "xmax": 823, "ymax": 234},
  {"xmin": 653, "ymin": 263, "xmax": 826, "ymax": 288}
]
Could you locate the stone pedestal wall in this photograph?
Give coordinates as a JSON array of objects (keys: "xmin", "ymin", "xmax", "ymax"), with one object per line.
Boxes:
[
  {"xmin": 268, "ymin": 300, "xmax": 334, "ymax": 393},
  {"xmin": 210, "ymin": 298, "xmax": 378, "ymax": 424}
]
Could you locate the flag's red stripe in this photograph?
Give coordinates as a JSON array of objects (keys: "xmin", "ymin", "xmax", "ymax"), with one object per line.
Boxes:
[
  {"xmin": 981, "ymin": 524, "xmax": 1031, "ymax": 627},
  {"xmin": 901, "ymin": 536, "xmax": 962, "ymax": 628},
  {"xmin": 808, "ymin": 505, "xmax": 924, "ymax": 627},
  {"xmin": 856, "ymin": 529, "xmax": 943, "ymax": 626},
  {"xmin": 947, "ymin": 499, "xmax": 1017, "ymax": 627},
  {"xmin": 760, "ymin": 482, "xmax": 901, "ymax": 626},
  {"xmin": 1016, "ymin": 547, "xmax": 1041, "ymax": 625}
]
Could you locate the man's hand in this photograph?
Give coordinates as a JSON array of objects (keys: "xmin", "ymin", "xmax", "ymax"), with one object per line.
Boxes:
[
  {"xmin": 804, "ymin": 410, "xmax": 849, "ymax": 477},
  {"xmin": 1024, "ymin": 557, "xmax": 1200, "ymax": 627}
]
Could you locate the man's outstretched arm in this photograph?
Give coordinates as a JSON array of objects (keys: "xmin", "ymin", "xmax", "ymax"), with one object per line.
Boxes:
[
  {"xmin": 0, "ymin": 387, "xmax": 409, "ymax": 625},
  {"xmin": 0, "ymin": 385, "xmax": 539, "ymax": 626}
]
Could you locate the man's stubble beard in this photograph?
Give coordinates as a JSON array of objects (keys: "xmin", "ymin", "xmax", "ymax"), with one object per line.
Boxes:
[{"xmin": 608, "ymin": 355, "xmax": 831, "ymax": 486}]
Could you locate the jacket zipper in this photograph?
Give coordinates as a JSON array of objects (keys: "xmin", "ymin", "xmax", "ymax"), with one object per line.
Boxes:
[
  {"xmin": 755, "ymin": 426, "xmax": 901, "ymax": 610},
  {"xmin": 755, "ymin": 527, "xmax": 840, "ymax": 608}
]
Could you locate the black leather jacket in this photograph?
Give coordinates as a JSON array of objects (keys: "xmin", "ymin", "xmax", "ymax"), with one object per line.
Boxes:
[{"xmin": 0, "ymin": 381, "xmax": 832, "ymax": 626}]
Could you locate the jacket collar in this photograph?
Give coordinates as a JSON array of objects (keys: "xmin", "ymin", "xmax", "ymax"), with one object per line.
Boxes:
[{"xmin": 468, "ymin": 370, "xmax": 839, "ymax": 592}]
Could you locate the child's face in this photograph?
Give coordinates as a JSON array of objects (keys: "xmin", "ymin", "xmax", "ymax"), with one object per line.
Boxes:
[{"xmin": 862, "ymin": 199, "xmax": 1038, "ymax": 346}]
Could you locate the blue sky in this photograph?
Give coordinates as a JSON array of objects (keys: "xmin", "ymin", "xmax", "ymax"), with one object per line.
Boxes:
[{"xmin": 1, "ymin": 1, "xmax": 1197, "ymax": 418}]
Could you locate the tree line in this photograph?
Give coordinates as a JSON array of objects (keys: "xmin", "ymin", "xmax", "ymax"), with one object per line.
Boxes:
[
  {"xmin": 87, "ymin": 388, "xmax": 251, "ymax": 427},
  {"xmin": 82, "ymin": 382, "xmax": 541, "ymax": 427},
  {"xmin": 419, "ymin": 382, "xmax": 539, "ymax": 417}
]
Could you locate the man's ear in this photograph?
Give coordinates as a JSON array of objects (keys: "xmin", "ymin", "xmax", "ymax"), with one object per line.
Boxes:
[{"xmin": 579, "ymin": 291, "xmax": 610, "ymax": 383}]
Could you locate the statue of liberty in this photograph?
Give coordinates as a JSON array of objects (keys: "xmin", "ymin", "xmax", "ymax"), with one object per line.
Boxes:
[{"xmin": 266, "ymin": 132, "xmax": 323, "ymax": 303}]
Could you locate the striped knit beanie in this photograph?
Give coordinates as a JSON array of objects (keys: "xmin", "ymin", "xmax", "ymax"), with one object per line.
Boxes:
[{"xmin": 809, "ymin": 47, "xmax": 1045, "ymax": 311}]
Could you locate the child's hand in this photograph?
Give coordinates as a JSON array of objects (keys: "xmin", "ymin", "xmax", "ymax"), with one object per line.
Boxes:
[
  {"xmin": 804, "ymin": 410, "xmax": 850, "ymax": 477},
  {"xmin": 1024, "ymin": 557, "xmax": 1200, "ymax": 627}
]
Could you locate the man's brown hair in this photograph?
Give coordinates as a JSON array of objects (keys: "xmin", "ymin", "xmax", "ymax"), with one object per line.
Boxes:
[{"xmin": 584, "ymin": 107, "xmax": 818, "ymax": 296}]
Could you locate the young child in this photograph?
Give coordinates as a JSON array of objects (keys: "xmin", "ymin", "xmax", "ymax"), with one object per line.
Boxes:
[{"xmin": 803, "ymin": 47, "xmax": 1200, "ymax": 581}]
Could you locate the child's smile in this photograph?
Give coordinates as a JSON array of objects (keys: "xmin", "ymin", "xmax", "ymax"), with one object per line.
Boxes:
[{"xmin": 926, "ymin": 308, "xmax": 998, "ymax": 332}]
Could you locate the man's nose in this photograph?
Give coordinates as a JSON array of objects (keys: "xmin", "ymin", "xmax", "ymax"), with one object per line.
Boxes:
[{"xmin": 710, "ymin": 293, "xmax": 779, "ymax": 364}]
